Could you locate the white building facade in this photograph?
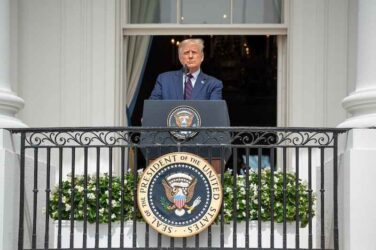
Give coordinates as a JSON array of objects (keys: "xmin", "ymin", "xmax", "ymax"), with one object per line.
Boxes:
[{"xmin": 1, "ymin": 0, "xmax": 376, "ymax": 249}]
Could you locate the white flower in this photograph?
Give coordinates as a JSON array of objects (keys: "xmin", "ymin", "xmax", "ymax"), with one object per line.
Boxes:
[
  {"xmin": 65, "ymin": 204, "xmax": 71, "ymax": 211},
  {"xmin": 62, "ymin": 196, "xmax": 68, "ymax": 203},
  {"xmin": 238, "ymin": 178, "xmax": 245, "ymax": 185},
  {"xmin": 111, "ymin": 213, "xmax": 116, "ymax": 219},
  {"xmin": 87, "ymin": 193, "xmax": 95, "ymax": 200},
  {"xmin": 77, "ymin": 186, "xmax": 84, "ymax": 192},
  {"xmin": 137, "ymin": 169, "xmax": 144, "ymax": 175}
]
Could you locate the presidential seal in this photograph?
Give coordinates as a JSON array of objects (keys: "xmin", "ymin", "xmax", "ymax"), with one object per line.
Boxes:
[
  {"xmin": 137, "ymin": 152, "xmax": 222, "ymax": 237},
  {"xmin": 167, "ymin": 106, "xmax": 201, "ymax": 140}
]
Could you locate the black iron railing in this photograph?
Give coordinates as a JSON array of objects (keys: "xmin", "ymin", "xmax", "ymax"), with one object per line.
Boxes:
[{"xmin": 9, "ymin": 127, "xmax": 348, "ymax": 250}]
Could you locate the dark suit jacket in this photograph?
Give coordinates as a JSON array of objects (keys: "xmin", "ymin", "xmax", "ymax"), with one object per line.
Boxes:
[{"xmin": 149, "ymin": 70, "xmax": 223, "ymax": 100}]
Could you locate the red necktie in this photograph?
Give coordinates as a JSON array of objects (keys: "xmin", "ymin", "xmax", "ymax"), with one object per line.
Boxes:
[{"xmin": 184, "ymin": 74, "xmax": 193, "ymax": 100}]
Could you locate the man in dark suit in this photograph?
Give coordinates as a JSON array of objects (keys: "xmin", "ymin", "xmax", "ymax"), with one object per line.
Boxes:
[{"xmin": 149, "ymin": 38, "xmax": 223, "ymax": 100}]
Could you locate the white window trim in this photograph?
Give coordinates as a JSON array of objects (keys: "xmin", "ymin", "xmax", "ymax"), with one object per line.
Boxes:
[
  {"xmin": 123, "ymin": 0, "xmax": 287, "ymax": 26},
  {"xmin": 123, "ymin": 24, "xmax": 287, "ymax": 36},
  {"xmin": 122, "ymin": 0, "xmax": 289, "ymax": 36},
  {"xmin": 119, "ymin": 0, "xmax": 290, "ymax": 128}
]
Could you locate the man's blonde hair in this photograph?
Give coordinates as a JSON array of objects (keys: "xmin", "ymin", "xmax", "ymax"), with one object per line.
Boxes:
[{"xmin": 178, "ymin": 38, "xmax": 204, "ymax": 55}]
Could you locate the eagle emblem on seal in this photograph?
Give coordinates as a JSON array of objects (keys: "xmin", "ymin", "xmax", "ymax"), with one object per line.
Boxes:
[
  {"xmin": 161, "ymin": 173, "xmax": 202, "ymax": 217},
  {"xmin": 167, "ymin": 106, "xmax": 201, "ymax": 140},
  {"xmin": 174, "ymin": 110, "xmax": 194, "ymax": 128}
]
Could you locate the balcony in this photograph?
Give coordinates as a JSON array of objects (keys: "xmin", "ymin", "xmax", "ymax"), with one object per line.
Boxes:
[{"xmin": 8, "ymin": 127, "xmax": 348, "ymax": 250}]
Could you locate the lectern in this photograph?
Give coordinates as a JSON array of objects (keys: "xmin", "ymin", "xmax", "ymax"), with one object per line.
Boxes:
[{"xmin": 141, "ymin": 100, "xmax": 231, "ymax": 173}]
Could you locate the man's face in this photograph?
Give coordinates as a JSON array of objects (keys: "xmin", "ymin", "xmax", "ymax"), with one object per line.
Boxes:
[{"xmin": 179, "ymin": 43, "xmax": 204, "ymax": 73}]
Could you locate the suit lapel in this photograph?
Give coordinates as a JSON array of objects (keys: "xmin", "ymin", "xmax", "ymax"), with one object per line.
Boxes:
[
  {"xmin": 191, "ymin": 72, "xmax": 206, "ymax": 99},
  {"xmin": 174, "ymin": 71, "xmax": 184, "ymax": 100}
]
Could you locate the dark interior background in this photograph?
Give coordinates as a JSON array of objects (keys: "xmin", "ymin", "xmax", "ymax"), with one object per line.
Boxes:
[{"xmin": 131, "ymin": 35, "xmax": 278, "ymax": 127}]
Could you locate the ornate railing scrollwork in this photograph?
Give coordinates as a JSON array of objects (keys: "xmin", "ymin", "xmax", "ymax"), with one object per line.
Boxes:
[
  {"xmin": 26, "ymin": 130, "xmax": 134, "ymax": 147},
  {"xmin": 20, "ymin": 127, "xmax": 345, "ymax": 148}
]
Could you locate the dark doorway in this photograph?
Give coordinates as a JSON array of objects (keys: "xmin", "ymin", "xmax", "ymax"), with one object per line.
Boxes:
[{"xmin": 131, "ymin": 35, "xmax": 277, "ymax": 127}]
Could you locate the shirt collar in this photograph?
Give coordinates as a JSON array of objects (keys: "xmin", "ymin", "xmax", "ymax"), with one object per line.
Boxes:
[{"xmin": 189, "ymin": 69, "xmax": 200, "ymax": 80}]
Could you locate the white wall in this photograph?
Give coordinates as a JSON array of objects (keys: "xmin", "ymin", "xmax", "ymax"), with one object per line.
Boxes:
[
  {"xmin": 287, "ymin": 0, "xmax": 349, "ymax": 127},
  {"xmin": 14, "ymin": 0, "xmax": 353, "ymax": 128},
  {"xmin": 16, "ymin": 0, "xmax": 118, "ymax": 127}
]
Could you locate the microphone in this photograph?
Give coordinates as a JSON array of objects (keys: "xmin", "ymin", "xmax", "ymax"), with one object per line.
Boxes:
[{"xmin": 183, "ymin": 64, "xmax": 189, "ymax": 75}]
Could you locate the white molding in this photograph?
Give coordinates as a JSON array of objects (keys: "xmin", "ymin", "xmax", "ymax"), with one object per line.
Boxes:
[
  {"xmin": 124, "ymin": 0, "xmax": 129, "ymax": 26},
  {"xmin": 123, "ymin": 24, "xmax": 287, "ymax": 36},
  {"xmin": 59, "ymin": 0, "xmax": 65, "ymax": 125},
  {"xmin": 277, "ymin": 36, "xmax": 287, "ymax": 127},
  {"xmin": 85, "ymin": 0, "xmax": 92, "ymax": 125},
  {"xmin": 122, "ymin": 36, "xmax": 129, "ymax": 126},
  {"xmin": 80, "ymin": 0, "xmax": 86, "ymax": 125},
  {"xmin": 322, "ymin": 0, "xmax": 329, "ymax": 126},
  {"xmin": 115, "ymin": 0, "xmax": 125, "ymax": 127},
  {"xmin": 286, "ymin": 0, "xmax": 293, "ymax": 127},
  {"xmin": 345, "ymin": 0, "xmax": 357, "ymax": 97}
]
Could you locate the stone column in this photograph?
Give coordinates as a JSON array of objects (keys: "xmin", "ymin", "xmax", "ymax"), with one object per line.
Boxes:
[
  {"xmin": 1, "ymin": 0, "xmax": 25, "ymax": 247},
  {"xmin": 0, "ymin": 0, "xmax": 25, "ymax": 128},
  {"xmin": 339, "ymin": 0, "xmax": 376, "ymax": 127}
]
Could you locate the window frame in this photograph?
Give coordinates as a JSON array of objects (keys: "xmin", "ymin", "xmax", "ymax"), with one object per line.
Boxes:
[
  {"xmin": 124, "ymin": 0, "xmax": 287, "ymax": 27},
  {"xmin": 120, "ymin": 0, "xmax": 289, "ymax": 128}
]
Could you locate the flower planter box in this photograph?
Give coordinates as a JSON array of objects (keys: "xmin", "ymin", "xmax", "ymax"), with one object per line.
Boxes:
[
  {"xmin": 52, "ymin": 221, "xmax": 311, "ymax": 248},
  {"xmin": 52, "ymin": 221, "xmax": 143, "ymax": 248},
  {"xmin": 206, "ymin": 221, "xmax": 311, "ymax": 248}
]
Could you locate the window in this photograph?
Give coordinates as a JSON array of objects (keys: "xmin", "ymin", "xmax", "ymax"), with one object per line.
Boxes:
[
  {"xmin": 122, "ymin": 0, "xmax": 287, "ymax": 127},
  {"xmin": 128, "ymin": 0, "xmax": 282, "ymax": 24}
]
